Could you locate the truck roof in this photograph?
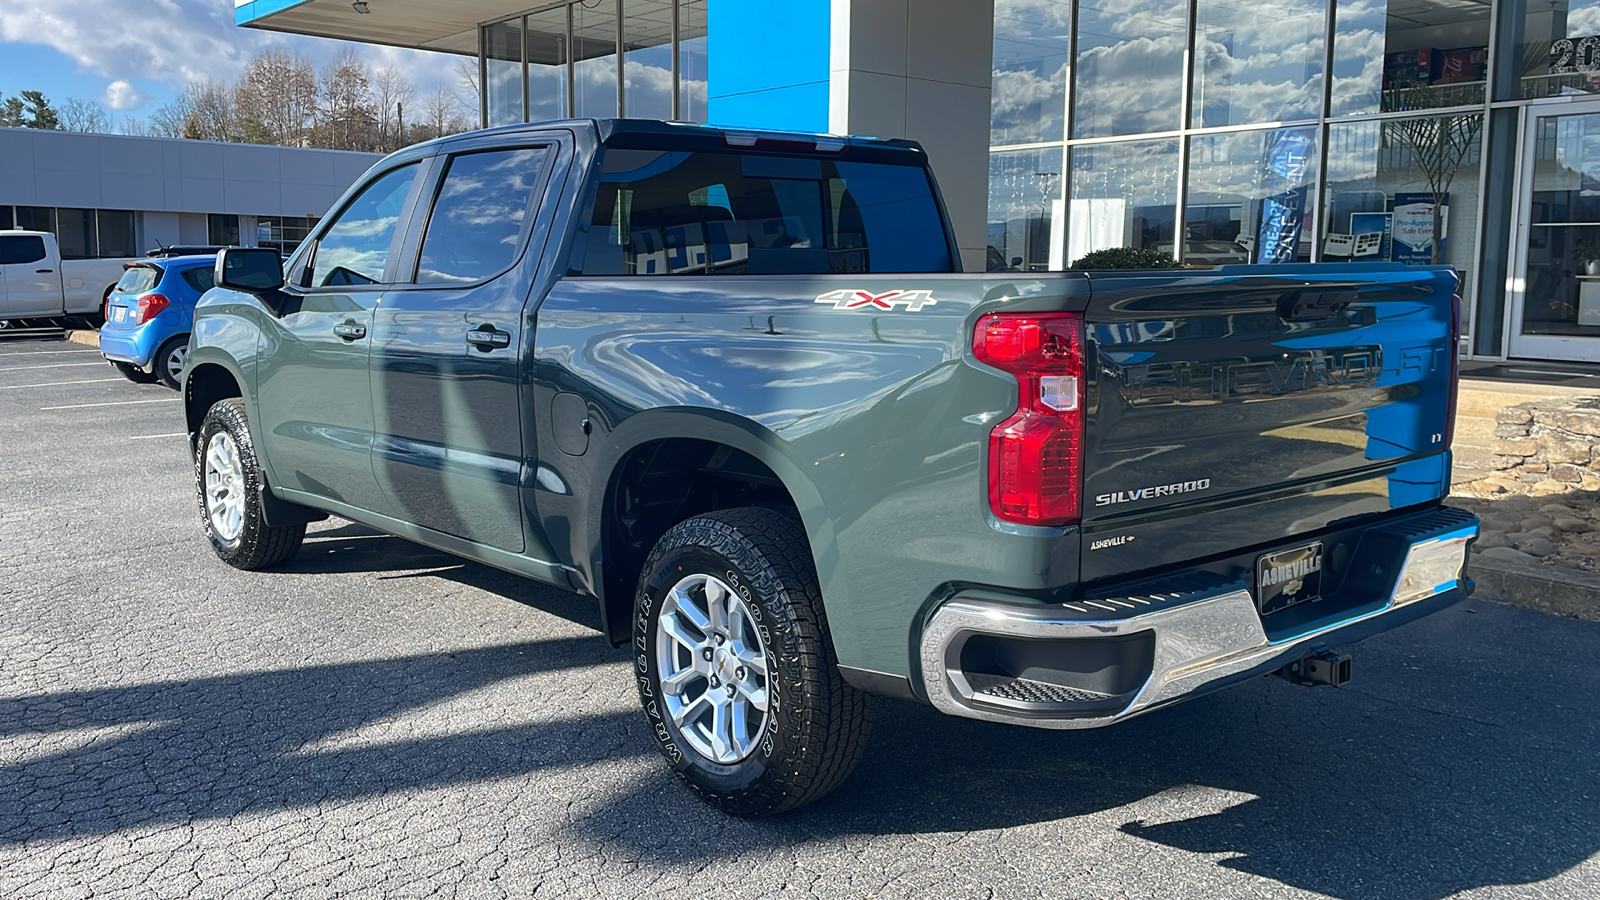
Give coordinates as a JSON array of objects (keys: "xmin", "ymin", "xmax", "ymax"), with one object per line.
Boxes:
[{"xmin": 422, "ymin": 117, "xmax": 928, "ymax": 157}]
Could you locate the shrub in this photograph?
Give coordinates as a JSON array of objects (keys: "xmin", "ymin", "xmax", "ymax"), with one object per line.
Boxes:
[{"xmin": 1069, "ymin": 247, "xmax": 1182, "ymax": 270}]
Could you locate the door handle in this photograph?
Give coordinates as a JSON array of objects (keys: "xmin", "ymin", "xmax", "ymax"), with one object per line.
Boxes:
[
  {"xmin": 467, "ymin": 325, "xmax": 511, "ymax": 350},
  {"xmin": 35, "ymin": 268, "xmax": 53, "ymax": 274},
  {"xmin": 333, "ymin": 321, "xmax": 367, "ymax": 341}
]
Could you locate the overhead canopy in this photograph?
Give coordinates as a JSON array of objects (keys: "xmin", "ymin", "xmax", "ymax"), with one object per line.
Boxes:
[{"xmin": 234, "ymin": 0, "xmax": 518, "ymax": 55}]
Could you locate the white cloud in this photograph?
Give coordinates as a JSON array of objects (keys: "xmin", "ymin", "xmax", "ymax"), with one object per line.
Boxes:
[{"xmin": 103, "ymin": 79, "xmax": 151, "ymax": 110}]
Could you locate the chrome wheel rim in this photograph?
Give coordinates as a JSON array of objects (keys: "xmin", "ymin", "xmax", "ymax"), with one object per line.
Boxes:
[
  {"xmin": 204, "ymin": 432, "xmax": 246, "ymax": 543},
  {"xmin": 655, "ymin": 573, "xmax": 771, "ymax": 764},
  {"xmin": 165, "ymin": 345, "xmax": 188, "ymax": 382}
]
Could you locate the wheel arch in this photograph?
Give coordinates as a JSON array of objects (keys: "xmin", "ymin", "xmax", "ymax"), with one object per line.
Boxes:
[{"xmin": 587, "ymin": 409, "xmax": 830, "ymax": 646}]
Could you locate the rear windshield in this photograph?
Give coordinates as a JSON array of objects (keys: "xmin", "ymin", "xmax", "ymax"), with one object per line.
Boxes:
[
  {"xmin": 114, "ymin": 265, "xmax": 162, "ymax": 294},
  {"xmin": 574, "ymin": 148, "xmax": 953, "ymax": 276}
]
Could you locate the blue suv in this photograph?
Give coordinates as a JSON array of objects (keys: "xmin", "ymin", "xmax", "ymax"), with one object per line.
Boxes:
[{"xmin": 99, "ymin": 254, "xmax": 216, "ymax": 389}]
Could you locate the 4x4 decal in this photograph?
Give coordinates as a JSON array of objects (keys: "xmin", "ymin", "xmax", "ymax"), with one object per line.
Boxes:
[{"xmin": 814, "ymin": 289, "xmax": 938, "ymax": 312}]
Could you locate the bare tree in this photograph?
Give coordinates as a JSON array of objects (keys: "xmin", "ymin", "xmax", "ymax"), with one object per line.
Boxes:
[
  {"xmin": 182, "ymin": 79, "xmax": 239, "ymax": 142},
  {"xmin": 1385, "ymin": 89, "xmax": 1484, "ymax": 265},
  {"xmin": 145, "ymin": 93, "xmax": 193, "ymax": 138},
  {"xmin": 371, "ymin": 62, "xmax": 415, "ymax": 153},
  {"xmin": 413, "ymin": 80, "xmax": 473, "ymax": 142},
  {"xmin": 118, "ymin": 116, "xmax": 149, "ymax": 137},
  {"xmin": 59, "ymin": 97, "xmax": 111, "ymax": 133},
  {"xmin": 235, "ymin": 46, "xmax": 318, "ymax": 146},
  {"xmin": 315, "ymin": 47, "xmax": 376, "ymax": 151}
]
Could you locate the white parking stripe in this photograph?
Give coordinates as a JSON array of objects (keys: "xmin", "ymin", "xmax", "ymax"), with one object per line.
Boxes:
[
  {"xmin": 129, "ymin": 432, "xmax": 187, "ymax": 440},
  {"xmin": 0, "ymin": 362, "xmax": 106, "ymax": 371},
  {"xmin": 41, "ymin": 398, "xmax": 179, "ymax": 411},
  {"xmin": 0, "ymin": 349, "xmax": 99, "ymax": 356},
  {"xmin": 0, "ymin": 378, "xmax": 121, "ymax": 390}
]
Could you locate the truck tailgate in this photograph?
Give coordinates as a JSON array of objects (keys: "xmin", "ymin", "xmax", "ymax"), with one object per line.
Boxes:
[{"xmin": 1078, "ymin": 264, "xmax": 1458, "ymax": 584}]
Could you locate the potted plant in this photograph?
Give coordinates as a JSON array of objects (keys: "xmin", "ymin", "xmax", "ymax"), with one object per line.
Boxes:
[{"xmin": 1575, "ymin": 234, "xmax": 1600, "ymax": 276}]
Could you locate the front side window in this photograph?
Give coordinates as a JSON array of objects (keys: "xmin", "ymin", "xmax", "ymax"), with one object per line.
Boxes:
[
  {"xmin": 577, "ymin": 148, "xmax": 953, "ymax": 276},
  {"xmin": 416, "ymin": 148, "xmax": 551, "ymax": 285},
  {"xmin": 0, "ymin": 235, "xmax": 48, "ymax": 266},
  {"xmin": 308, "ymin": 163, "xmax": 420, "ymax": 288}
]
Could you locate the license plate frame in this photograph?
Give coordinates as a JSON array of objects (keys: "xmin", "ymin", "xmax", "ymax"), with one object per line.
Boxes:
[
  {"xmin": 111, "ymin": 306, "xmax": 126, "ymax": 323},
  {"xmin": 1256, "ymin": 541, "xmax": 1325, "ymax": 615}
]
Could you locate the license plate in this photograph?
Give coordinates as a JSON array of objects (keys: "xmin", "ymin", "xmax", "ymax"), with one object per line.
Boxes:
[
  {"xmin": 111, "ymin": 306, "xmax": 126, "ymax": 322},
  {"xmin": 1257, "ymin": 541, "xmax": 1324, "ymax": 615}
]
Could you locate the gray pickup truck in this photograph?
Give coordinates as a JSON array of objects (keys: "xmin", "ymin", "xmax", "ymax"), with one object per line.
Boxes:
[{"xmin": 185, "ymin": 119, "xmax": 1478, "ymax": 815}]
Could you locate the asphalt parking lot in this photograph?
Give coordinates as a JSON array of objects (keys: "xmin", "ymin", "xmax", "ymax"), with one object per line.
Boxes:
[{"xmin": 2, "ymin": 333, "xmax": 1598, "ymax": 899}]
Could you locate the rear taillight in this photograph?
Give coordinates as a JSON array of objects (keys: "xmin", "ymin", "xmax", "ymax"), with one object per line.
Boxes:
[
  {"xmin": 1444, "ymin": 293, "xmax": 1461, "ymax": 450},
  {"xmin": 134, "ymin": 293, "xmax": 170, "ymax": 325},
  {"xmin": 973, "ymin": 312, "xmax": 1085, "ymax": 526}
]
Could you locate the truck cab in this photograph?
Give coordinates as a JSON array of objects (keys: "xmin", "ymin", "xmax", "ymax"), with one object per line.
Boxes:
[{"xmin": 0, "ymin": 230, "xmax": 134, "ymax": 323}]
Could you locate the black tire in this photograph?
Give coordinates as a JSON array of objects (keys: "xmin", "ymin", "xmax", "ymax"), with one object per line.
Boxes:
[
  {"xmin": 194, "ymin": 398, "xmax": 305, "ymax": 570},
  {"xmin": 635, "ymin": 507, "xmax": 872, "ymax": 816},
  {"xmin": 153, "ymin": 335, "xmax": 189, "ymax": 390},
  {"xmin": 111, "ymin": 360, "xmax": 158, "ymax": 384}
]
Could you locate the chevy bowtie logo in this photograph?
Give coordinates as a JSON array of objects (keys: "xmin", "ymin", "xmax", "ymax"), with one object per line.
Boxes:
[{"xmin": 814, "ymin": 289, "xmax": 938, "ymax": 312}]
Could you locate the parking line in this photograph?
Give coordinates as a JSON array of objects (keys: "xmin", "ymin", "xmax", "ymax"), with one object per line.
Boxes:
[
  {"xmin": 41, "ymin": 398, "xmax": 179, "ymax": 411},
  {"xmin": 129, "ymin": 432, "xmax": 187, "ymax": 440},
  {"xmin": 0, "ymin": 362, "xmax": 106, "ymax": 371},
  {"xmin": 0, "ymin": 378, "xmax": 121, "ymax": 390},
  {"xmin": 0, "ymin": 348, "xmax": 100, "ymax": 356}
]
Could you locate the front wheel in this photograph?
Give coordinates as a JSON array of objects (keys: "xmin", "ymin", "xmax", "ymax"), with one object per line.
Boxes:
[
  {"xmin": 635, "ymin": 507, "xmax": 872, "ymax": 816},
  {"xmin": 153, "ymin": 335, "xmax": 189, "ymax": 390},
  {"xmin": 195, "ymin": 398, "xmax": 305, "ymax": 570}
]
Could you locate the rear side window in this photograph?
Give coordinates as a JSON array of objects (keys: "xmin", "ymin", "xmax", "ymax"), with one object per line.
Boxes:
[
  {"xmin": 115, "ymin": 265, "xmax": 162, "ymax": 294},
  {"xmin": 415, "ymin": 147, "xmax": 550, "ymax": 285},
  {"xmin": 0, "ymin": 235, "xmax": 47, "ymax": 266},
  {"xmin": 180, "ymin": 266, "xmax": 215, "ymax": 293},
  {"xmin": 308, "ymin": 162, "xmax": 420, "ymax": 288},
  {"xmin": 575, "ymin": 148, "xmax": 953, "ymax": 276}
]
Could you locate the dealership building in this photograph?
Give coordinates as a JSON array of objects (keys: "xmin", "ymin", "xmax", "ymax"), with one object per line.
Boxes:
[{"xmin": 237, "ymin": 0, "xmax": 1600, "ymax": 364}]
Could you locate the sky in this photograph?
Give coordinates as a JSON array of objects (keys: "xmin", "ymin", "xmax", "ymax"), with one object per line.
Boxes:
[{"xmin": 0, "ymin": 0, "xmax": 467, "ymax": 122}]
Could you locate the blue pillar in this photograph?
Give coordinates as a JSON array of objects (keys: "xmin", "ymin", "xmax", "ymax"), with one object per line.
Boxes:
[{"xmin": 706, "ymin": 0, "xmax": 830, "ymax": 132}]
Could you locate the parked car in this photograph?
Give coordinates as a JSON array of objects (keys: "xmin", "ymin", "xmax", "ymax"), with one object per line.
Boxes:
[
  {"xmin": 99, "ymin": 254, "xmax": 215, "ymax": 389},
  {"xmin": 184, "ymin": 119, "xmax": 1477, "ymax": 816},
  {"xmin": 0, "ymin": 230, "xmax": 135, "ymax": 326}
]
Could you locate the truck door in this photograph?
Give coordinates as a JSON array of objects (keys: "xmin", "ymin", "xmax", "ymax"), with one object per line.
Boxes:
[
  {"xmin": 255, "ymin": 161, "xmax": 426, "ymax": 514},
  {"xmin": 0, "ymin": 234, "xmax": 59, "ymax": 317},
  {"xmin": 370, "ymin": 141, "xmax": 564, "ymax": 555}
]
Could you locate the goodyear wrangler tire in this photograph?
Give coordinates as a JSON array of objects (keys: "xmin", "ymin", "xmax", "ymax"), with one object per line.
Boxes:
[
  {"xmin": 195, "ymin": 398, "xmax": 305, "ymax": 570},
  {"xmin": 635, "ymin": 507, "xmax": 872, "ymax": 816}
]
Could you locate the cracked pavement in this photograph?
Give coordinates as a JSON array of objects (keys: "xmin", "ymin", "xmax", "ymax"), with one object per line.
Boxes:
[{"xmin": 2, "ymin": 334, "xmax": 1599, "ymax": 899}]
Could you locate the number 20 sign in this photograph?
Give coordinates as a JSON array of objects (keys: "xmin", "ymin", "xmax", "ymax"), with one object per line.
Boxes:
[{"xmin": 1551, "ymin": 35, "xmax": 1600, "ymax": 74}]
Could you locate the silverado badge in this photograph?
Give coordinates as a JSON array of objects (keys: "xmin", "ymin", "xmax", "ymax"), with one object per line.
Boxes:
[{"xmin": 814, "ymin": 289, "xmax": 938, "ymax": 312}]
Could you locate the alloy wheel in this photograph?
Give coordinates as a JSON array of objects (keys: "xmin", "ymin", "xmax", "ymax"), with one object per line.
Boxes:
[{"xmin": 655, "ymin": 572, "xmax": 771, "ymax": 764}]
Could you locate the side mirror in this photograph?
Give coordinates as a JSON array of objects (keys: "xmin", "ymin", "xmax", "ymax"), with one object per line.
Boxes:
[{"xmin": 216, "ymin": 248, "xmax": 284, "ymax": 293}]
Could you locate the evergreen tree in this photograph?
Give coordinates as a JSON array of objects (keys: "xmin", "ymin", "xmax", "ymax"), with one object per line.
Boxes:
[{"xmin": 20, "ymin": 90, "xmax": 58, "ymax": 129}]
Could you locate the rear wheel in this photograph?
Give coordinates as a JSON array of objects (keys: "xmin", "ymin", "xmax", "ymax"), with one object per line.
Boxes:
[
  {"xmin": 111, "ymin": 360, "xmax": 158, "ymax": 384},
  {"xmin": 154, "ymin": 335, "xmax": 190, "ymax": 390},
  {"xmin": 195, "ymin": 398, "xmax": 304, "ymax": 570},
  {"xmin": 635, "ymin": 507, "xmax": 872, "ymax": 816}
]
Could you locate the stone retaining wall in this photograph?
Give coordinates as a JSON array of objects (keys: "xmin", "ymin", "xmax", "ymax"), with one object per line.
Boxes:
[{"xmin": 1484, "ymin": 397, "xmax": 1600, "ymax": 495}]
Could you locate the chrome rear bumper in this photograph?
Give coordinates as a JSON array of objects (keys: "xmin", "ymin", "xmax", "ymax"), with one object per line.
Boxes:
[{"xmin": 919, "ymin": 516, "xmax": 1478, "ymax": 729}]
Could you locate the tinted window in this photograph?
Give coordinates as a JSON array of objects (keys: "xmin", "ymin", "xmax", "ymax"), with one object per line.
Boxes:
[
  {"xmin": 309, "ymin": 163, "xmax": 419, "ymax": 288},
  {"xmin": 0, "ymin": 235, "xmax": 47, "ymax": 265},
  {"xmin": 576, "ymin": 148, "xmax": 952, "ymax": 276},
  {"xmin": 416, "ymin": 147, "xmax": 550, "ymax": 285},
  {"xmin": 99, "ymin": 210, "xmax": 136, "ymax": 258},
  {"xmin": 115, "ymin": 265, "xmax": 162, "ymax": 294},
  {"xmin": 180, "ymin": 266, "xmax": 215, "ymax": 293}
]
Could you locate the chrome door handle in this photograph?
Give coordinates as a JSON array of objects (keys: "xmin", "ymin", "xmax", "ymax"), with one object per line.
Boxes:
[
  {"xmin": 333, "ymin": 321, "xmax": 366, "ymax": 340},
  {"xmin": 467, "ymin": 326, "xmax": 511, "ymax": 349}
]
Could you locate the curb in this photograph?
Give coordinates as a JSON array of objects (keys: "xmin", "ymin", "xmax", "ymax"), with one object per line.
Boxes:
[
  {"xmin": 1471, "ymin": 551, "xmax": 1600, "ymax": 622},
  {"xmin": 64, "ymin": 330, "xmax": 99, "ymax": 348}
]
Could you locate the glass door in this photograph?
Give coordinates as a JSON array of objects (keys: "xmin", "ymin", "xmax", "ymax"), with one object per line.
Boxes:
[{"xmin": 1510, "ymin": 101, "xmax": 1600, "ymax": 361}]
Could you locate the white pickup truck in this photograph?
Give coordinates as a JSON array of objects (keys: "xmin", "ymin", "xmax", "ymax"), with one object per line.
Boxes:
[{"xmin": 0, "ymin": 230, "xmax": 134, "ymax": 324}]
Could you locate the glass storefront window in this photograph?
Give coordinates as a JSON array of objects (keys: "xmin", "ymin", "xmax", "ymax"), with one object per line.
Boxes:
[
  {"xmin": 56, "ymin": 208, "xmax": 97, "ymax": 260},
  {"xmin": 208, "ymin": 214, "xmax": 240, "ymax": 247},
  {"xmin": 574, "ymin": 0, "xmax": 619, "ymax": 118},
  {"xmin": 485, "ymin": 18, "xmax": 524, "ymax": 127},
  {"xmin": 16, "ymin": 206, "xmax": 54, "ymax": 234},
  {"xmin": 992, "ymin": 0, "xmax": 1069, "ymax": 145},
  {"xmin": 1331, "ymin": 0, "xmax": 1488, "ymax": 112},
  {"xmin": 1073, "ymin": 0, "xmax": 1186, "ymax": 138},
  {"xmin": 1508, "ymin": 0, "xmax": 1600, "ymax": 100},
  {"xmin": 1520, "ymin": 111, "xmax": 1600, "ymax": 337},
  {"xmin": 623, "ymin": 0, "xmax": 672, "ymax": 119},
  {"xmin": 988, "ymin": 147, "xmax": 1063, "ymax": 272},
  {"xmin": 1192, "ymin": 0, "xmax": 1324, "ymax": 128},
  {"xmin": 679, "ymin": 0, "xmax": 708, "ymax": 122},
  {"xmin": 1067, "ymin": 140, "xmax": 1178, "ymax": 263},
  {"xmin": 526, "ymin": 7, "xmax": 569, "ymax": 122},
  {"xmin": 1187, "ymin": 128, "xmax": 1319, "ymax": 264}
]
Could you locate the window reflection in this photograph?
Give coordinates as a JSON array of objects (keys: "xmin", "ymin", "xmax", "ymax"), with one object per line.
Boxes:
[
  {"xmin": 485, "ymin": 19, "xmax": 523, "ymax": 128},
  {"xmin": 310, "ymin": 165, "xmax": 418, "ymax": 288},
  {"xmin": 678, "ymin": 0, "xmax": 708, "ymax": 122},
  {"xmin": 1073, "ymin": 0, "xmax": 1187, "ymax": 137},
  {"xmin": 1187, "ymin": 129, "xmax": 1318, "ymax": 265},
  {"xmin": 1192, "ymin": 0, "xmax": 1324, "ymax": 128},
  {"xmin": 1511, "ymin": 0, "xmax": 1600, "ymax": 99},
  {"xmin": 526, "ymin": 7, "xmax": 568, "ymax": 122},
  {"xmin": 988, "ymin": 147, "xmax": 1062, "ymax": 271},
  {"xmin": 623, "ymin": 0, "xmax": 672, "ymax": 119},
  {"xmin": 992, "ymin": 0, "xmax": 1069, "ymax": 145},
  {"xmin": 417, "ymin": 149, "xmax": 549, "ymax": 285},
  {"xmin": 1067, "ymin": 140, "xmax": 1177, "ymax": 262},
  {"xmin": 574, "ymin": 1, "xmax": 619, "ymax": 118}
]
